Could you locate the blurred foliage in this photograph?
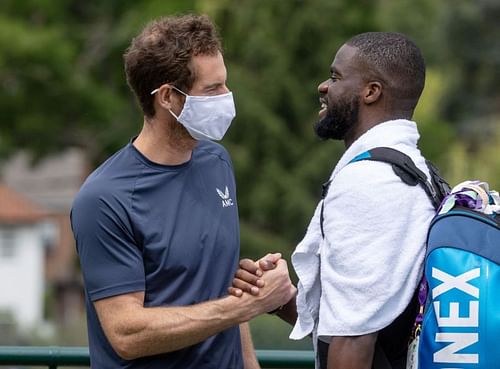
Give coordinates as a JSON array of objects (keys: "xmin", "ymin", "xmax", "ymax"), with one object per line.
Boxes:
[
  {"xmin": 0, "ymin": 0, "xmax": 197, "ymax": 160},
  {"xmin": 0, "ymin": 0, "xmax": 499, "ymax": 347},
  {"xmin": 250, "ymin": 313, "xmax": 312, "ymax": 350}
]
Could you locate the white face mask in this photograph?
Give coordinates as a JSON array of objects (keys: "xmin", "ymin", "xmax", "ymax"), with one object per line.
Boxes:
[{"xmin": 151, "ymin": 86, "xmax": 236, "ymax": 141}]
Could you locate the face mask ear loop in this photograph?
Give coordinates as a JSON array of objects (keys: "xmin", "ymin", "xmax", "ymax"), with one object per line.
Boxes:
[
  {"xmin": 171, "ymin": 86, "xmax": 188, "ymax": 97},
  {"xmin": 150, "ymin": 85, "xmax": 187, "ymax": 96},
  {"xmin": 168, "ymin": 109, "xmax": 181, "ymax": 121},
  {"xmin": 168, "ymin": 86, "xmax": 189, "ymax": 121}
]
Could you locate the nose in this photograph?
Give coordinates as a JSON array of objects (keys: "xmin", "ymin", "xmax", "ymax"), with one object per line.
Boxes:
[{"xmin": 318, "ymin": 80, "xmax": 328, "ymax": 94}]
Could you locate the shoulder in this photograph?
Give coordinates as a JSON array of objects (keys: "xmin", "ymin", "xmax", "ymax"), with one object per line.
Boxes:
[
  {"xmin": 72, "ymin": 146, "xmax": 141, "ymax": 219},
  {"xmin": 331, "ymin": 160, "xmax": 404, "ymax": 200},
  {"xmin": 332, "ymin": 145, "xmax": 431, "ymax": 200},
  {"xmin": 194, "ymin": 141, "xmax": 233, "ymax": 168},
  {"xmin": 326, "ymin": 157, "xmax": 434, "ymax": 216}
]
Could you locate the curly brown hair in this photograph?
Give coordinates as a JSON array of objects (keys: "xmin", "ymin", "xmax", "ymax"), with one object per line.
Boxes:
[{"xmin": 124, "ymin": 14, "xmax": 222, "ymax": 118}]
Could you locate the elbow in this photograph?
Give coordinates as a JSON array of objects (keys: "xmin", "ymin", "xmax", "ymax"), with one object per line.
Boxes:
[
  {"xmin": 108, "ymin": 332, "xmax": 143, "ymax": 361},
  {"xmin": 94, "ymin": 293, "xmax": 149, "ymax": 360}
]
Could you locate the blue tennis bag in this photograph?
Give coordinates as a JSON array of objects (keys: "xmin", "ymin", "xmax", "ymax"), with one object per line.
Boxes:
[
  {"xmin": 418, "ymin": 204, "xmax": 500, "ymax": 368},
  {"xmin": 347, "ymin": 147, "xmax": 500, "ymax": 369}
]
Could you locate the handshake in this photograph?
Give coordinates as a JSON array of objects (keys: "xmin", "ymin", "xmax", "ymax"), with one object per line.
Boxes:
[{"xmin": 227, "ymin": 253, "xmax": 297, "ymax": 323}]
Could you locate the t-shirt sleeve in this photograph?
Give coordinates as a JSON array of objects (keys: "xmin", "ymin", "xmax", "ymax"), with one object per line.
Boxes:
[
  {"xmin": 71, "ymin": 187, "xmax": 145, "ymax": 302},
  {"xmin": 317, "ymin": 160, "xmax": 431, "ymax": 337}
]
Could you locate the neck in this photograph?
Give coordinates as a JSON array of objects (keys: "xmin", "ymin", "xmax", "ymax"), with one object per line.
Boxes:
[
  {"xmin": 344, "ymin": 110, "xmax": 412, "ymax": 148},
  {"xmin": 133, "ymin": 116, "xmax": 196, "ymax": 165}
]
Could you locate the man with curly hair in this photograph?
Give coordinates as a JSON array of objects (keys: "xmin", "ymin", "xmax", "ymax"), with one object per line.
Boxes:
[{"xmin": 71, "ymin": 15, "xmax": 295, "ymax": 369}]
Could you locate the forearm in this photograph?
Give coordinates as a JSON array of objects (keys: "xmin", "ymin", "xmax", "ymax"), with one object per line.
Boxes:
[
  {"xmin": 96, "ymin": 260, "xmax": 295, "ymax": 360},
  {"xmin": 240, "ymin": 323, "xmax": 260, "ymax": 369},
  {"xmin": 126, "ymin": 297, "xmax": 249, "ymax": 356},
  {"xmin": 97, "ymin": 294, "xmax": 260, "ymax": 360}
]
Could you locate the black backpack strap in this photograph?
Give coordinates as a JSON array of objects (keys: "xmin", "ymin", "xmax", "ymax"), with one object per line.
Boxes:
[
  {"xmin": 425, "ymin": 159, "xmax": 451, "ymax": 205},
  {"xmin": 320, "ymin": 179, "xmax": 332, "ymax": 239},
  {"xmin": 320, "ymin": 147, "xmax": 450, "ymax": 238},
  {"xmin": 319, "ymin": 147, "xmax": 450, "ymax": 239},
  {"xmin": 349, "ymin": 147, "xmax": 450, "ymax": 210}
]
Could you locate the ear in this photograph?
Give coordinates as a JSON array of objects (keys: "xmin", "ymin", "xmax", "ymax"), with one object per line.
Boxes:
[
  {"xmin": 154, "ymin": 84, "xmax": 176, "ymax": 110},
  {"xmin": 362, "ymin": 81, "xmax": 382, "ymax": 105}
]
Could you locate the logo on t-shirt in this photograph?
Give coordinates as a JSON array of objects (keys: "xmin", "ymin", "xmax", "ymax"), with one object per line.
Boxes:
[{"xmin": 216, "ymin": 186, "xmax": 234, "ymax": 208}]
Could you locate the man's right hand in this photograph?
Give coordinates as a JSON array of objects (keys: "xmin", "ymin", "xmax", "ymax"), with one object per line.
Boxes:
[
  {"xmin": 228, "ymin": 253, "xmax": 282, "ymax": 297},
  {"xmin": 229, "ymin": 253, "xmax": 298, "ymax": 324},
  {"xmin": 245, "ymin": 257, "xmax": 296, "ymax": 315}
]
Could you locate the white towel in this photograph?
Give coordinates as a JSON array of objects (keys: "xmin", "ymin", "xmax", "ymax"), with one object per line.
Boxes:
[{"xmin": 290, "ymin": 119, "xmax": 435, "ymax": 341}]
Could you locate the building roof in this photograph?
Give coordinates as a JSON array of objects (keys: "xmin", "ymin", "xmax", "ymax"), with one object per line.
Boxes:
[
  {"xmin": 0, "ymin": 183, "xmax": 46, "ymax": 223},
  {"xmin": 1, "ymin": 148, "xmax": 87, "ymax": 212}
]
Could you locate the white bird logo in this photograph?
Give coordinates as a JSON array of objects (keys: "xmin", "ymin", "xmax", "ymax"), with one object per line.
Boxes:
[
  {"xmin": 216, "ymin": 186, "xmax": 230, "ymax": 200},
  {"xmin": 216, "ymin": 186, "xmax": 234, "ymax": 207}
]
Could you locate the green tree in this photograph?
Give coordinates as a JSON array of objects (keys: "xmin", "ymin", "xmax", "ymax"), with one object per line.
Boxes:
[
  {"xmin": 437, "ymin": 0, "xmax": 500, "ymax": 139},
  {"xmin": 0, "ymin": 0, "xmax": 196, "ymax": 162}
]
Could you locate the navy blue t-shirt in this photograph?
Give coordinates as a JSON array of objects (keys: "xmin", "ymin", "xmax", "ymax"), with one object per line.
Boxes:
[{"xmin": 71, "ymin": 140, "xmax": 242, "ymax": 369}]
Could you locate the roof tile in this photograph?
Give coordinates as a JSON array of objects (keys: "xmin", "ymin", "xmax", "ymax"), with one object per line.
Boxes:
[{"xmin": 0, "ymin": 183, "xmax": 47, "ymax": 223}]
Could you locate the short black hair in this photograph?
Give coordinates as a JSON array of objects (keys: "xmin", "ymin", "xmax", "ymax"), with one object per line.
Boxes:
[{"xmin": 346, "ymin": 32, "xmax": 425, "ymax": 112}]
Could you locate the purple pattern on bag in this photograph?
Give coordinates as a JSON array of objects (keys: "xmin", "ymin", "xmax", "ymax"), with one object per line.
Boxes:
[{"xmin": 454, "ymin": 192, "xmax": 483, "ymax": 210}]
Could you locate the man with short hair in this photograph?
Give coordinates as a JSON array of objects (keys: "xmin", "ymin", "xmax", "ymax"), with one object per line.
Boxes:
[
  {"xmin": 230, "ymin": 32, "xmax": 435, "ymax": 369},
  {"xmin": 71, "ymin": 15, "xmax": 295, "ymax": 369}
]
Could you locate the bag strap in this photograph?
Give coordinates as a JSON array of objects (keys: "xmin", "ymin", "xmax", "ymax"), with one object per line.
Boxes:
[
  {"xmin": 320, "ymin": 179, "xmax": 332, "ymax": 239},
  {"xmin": 319, "ymin": 147, "xmax": 450, "ymax": 239},
  {"xmin": 349, "ymin": 147, "xmax": 449, "ymax": 210}
]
